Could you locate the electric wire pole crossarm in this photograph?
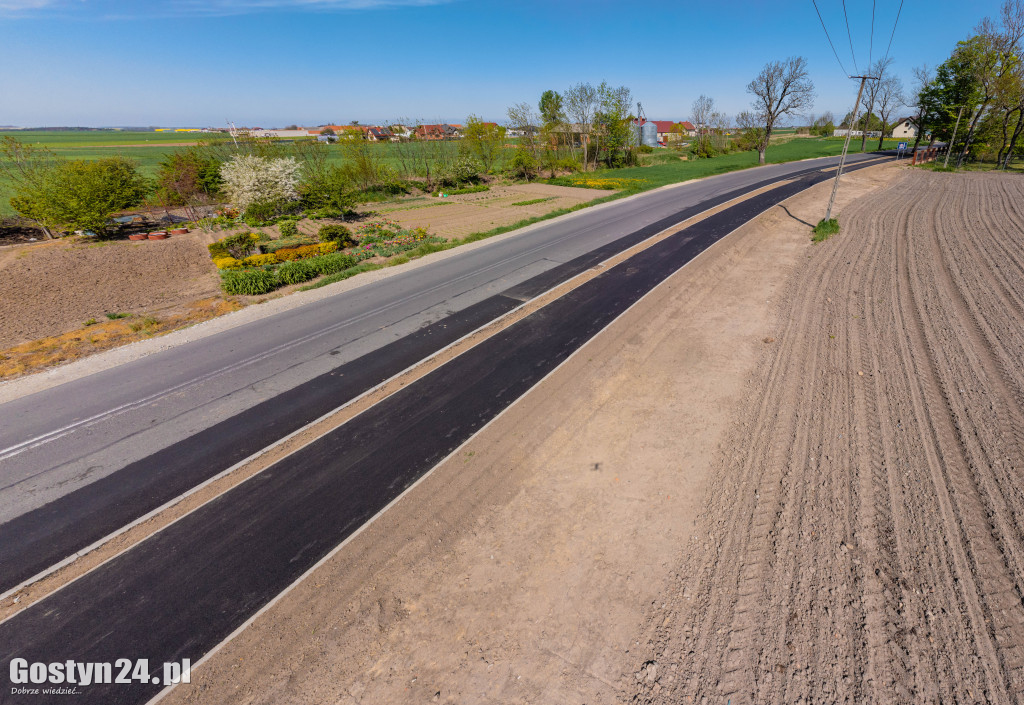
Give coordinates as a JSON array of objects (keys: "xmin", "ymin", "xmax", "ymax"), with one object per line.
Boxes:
[{"xmin": 825, "ymin": 74, "xmax": 879, "ymax": 222}]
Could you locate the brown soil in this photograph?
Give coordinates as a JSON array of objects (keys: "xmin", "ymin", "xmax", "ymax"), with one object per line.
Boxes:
[
  {"xmin": 631, "ymin": 170, "xmax": 1024, "ymax": 703},
  {"xmin": 0, "ymin": 234, "xmax": 220, "ymax": 349},
  {"xmin": 159, "ymin": 165, "xmax": 904, "ymax": 705},
  {"xmin": 366, "ymin": 183, "xmax": 611, "ymax": 240}
]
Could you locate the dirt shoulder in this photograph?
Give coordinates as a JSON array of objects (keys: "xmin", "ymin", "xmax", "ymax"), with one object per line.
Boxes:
[{"xmin": 160, "ymin": 164, "xmax": 903, "ymax": 704}]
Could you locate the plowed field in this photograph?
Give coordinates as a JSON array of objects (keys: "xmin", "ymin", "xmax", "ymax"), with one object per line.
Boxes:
[{"xmin": 632, "ymin": 171, "xmax": 1024, "ymax": 704}]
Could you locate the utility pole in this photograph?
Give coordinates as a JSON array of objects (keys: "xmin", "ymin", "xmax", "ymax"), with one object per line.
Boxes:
[
  {"xmin": 825, "ymin": 75, "xmax": 876, "ymax": 223},
  {"xmin": 943, "ymin": 106, "xmax": 964, "ymax": 168}
]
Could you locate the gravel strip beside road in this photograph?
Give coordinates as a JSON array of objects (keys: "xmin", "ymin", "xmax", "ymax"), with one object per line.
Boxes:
[{"xmin": 631, "ymin": 170, "xmax": 1024, "ymax": 704}]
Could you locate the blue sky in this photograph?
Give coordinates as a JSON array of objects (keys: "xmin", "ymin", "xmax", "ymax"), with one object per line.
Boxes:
[{"xmin": 0, "ymin": 0, "xmax": 1005, "ymax": 127}]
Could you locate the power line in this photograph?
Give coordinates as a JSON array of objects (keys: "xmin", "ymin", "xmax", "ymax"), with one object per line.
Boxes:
[
  {"xmin": 842, "ymin": 0, "xmax": 859, "ymax": 73},
  {"xmin": 869, "ymin": 0, "xmax": 877, "ymax": 66},
  {"xmin": 811, "ymin": 0, "xmax": 851, "ymax": 76},
  {"xmin": 881, "ymin": 0, "xmax": 906, "ymax": 66}
]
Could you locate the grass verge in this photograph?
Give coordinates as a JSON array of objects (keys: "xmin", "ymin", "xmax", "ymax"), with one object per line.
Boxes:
[{"xmin": 812, "ymin": 218, "xmax": 840, "ymax": 242}]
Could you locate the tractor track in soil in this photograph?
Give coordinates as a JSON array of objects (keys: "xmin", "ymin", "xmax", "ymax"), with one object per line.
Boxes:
[{"xmin": 630, "ymin": 170, "xmax": 1024, "ymax": 704}]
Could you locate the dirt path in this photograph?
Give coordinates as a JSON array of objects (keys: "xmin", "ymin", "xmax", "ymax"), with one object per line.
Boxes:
[
  {"xmin": 631, "ymin": 170, "xmax": 1024, "ymax": 704},
  {"xmin": 160, "ymin": 165, "xmax": 902, "ymax": 704}
]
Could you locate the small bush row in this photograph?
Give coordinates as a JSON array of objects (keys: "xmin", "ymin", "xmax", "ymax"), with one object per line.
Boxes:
[{"xmin": 220, "ymin": 252, "xmax": 359, "ymax": 295}]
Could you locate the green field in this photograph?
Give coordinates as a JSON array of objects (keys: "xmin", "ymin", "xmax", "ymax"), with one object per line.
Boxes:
[
  {"xmin": 1, "ymin": 130, "xmax": 235, "ymax": 147},
  {"xmin": 0, "ymin": 131, "xmax": 903, "ymax": 218},
  {"xmin": 570, "ymin": 138, "xmax": 905, "ymax": 191}
]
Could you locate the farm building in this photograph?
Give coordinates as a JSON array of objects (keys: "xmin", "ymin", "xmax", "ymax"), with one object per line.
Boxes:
[{"xmin": 633, "ymin": 120, "xmax": 695, "ymax": 143}]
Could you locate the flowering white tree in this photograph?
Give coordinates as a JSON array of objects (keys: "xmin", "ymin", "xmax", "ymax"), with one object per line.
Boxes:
[{"xmin": 220, "ymin": 155, "xmax": 300, "ymax": 211}]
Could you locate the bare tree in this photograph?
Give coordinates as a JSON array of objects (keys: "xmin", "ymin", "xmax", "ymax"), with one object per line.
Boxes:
[
  {"xmin": 875, "ymin": 75, "xmax": 906, "ymax": 149},
  {"xmin": 745, "ymin": 57, "xmax": 816, "ymax": 164},
  {"xmin": 564, "ymin": 82, "xmax": 597, "ymax": 169},
  {"xmin": 860, "ymin": 58, "xmax": 894, "ymax": 151},
  {"xmin": 507, "ymin": 102, "xmax": 541, "ymax": 160},
  {"xmin": 690, "ymin": 94, "xmax": 715, "ymax": 155}
]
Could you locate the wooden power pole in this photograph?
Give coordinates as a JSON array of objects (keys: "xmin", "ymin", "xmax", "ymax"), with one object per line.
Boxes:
[{"xmin": 825, "ymin": 75, "xmax": 877, "ymax": 223}]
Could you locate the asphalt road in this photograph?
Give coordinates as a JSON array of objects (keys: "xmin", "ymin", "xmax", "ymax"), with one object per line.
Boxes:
[
  {"xmin": 0, "ymin": 154, "xmax": 886, "ymax": 596},
  {"xmin": 0, "ymin": 157, "xmax": 890, "ymax": 705}
]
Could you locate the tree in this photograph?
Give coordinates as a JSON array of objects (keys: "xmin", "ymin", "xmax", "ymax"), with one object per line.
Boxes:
[
  {"xmin": 507, "ymin": 101, "xmax": 542, "ymax": 173},
  {"xmin": 5, "ymin": 152, "xmax": 149, "ymax": 237},
  {"xmin": 860, "ymin": 58, "xmax": 894, "ymax": 151},
  {"xmin": 735, "ymin": 110, "xmax": 767, "ymax": 153},
  {"xmin": 745, "ymin": 57, "xmax": 816, "ymax": 164},
  {"xmin": 462, "ymin": 114, "xmax": 507, "ymax": 173},
  {"xmin": 809, "ymin": 112, "xmax": 835, "ymax": 136},
  {"xmin": 0, "ymin": 136, "xmax": 60, "ymax": 237},
  {"xmin": 564, "ymin": 82, "xmax": 598, "ymax": 169},
  {"xmin": 595, "ymin": 81, "xmax": 636, "ymax": 167},
  {"xmin": 875, "ymin": 75, "xmax": 906, "ymax": 149},
  {"xmin": 690, "ymin": 95, "xmax": 729, "ymax": 158},
  {"xmin": 691, "ymin": 95, "xmax": 715, "ymax": 157},
  {"xmin": 539, "ymin": 90, "xmax": 564, "ymax": 126},
  {"xmin": 293, "ymin": 140, "xmax": 356, "ymax": 217},
  {"xmin": 220, "ymin": 155, "xmax": 300, "ymax": 213},
  {"xmin": 320, "ymin": 127, "xmax": 335, "ymax": 136},
  {"xmin": 907, "ymin": 65, "xmax": 938, "ymax": 153}
]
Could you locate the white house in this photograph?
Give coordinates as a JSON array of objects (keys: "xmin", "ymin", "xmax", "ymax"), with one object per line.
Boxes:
[{"xmin": 891, "ymin": 118, "xmax": 918, "ymax": 139}]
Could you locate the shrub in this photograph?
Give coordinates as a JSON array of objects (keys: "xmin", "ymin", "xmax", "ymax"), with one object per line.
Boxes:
[
  {"xmin": 4, "ymin": 150, "xmax": 150, "ymax": 237},
  {"xmin": 243, "ymin": 200, "xmax": 278, "ymax": 226},
  {"xmin": 242, "ymin": 253, "xmax": 278, "ymax": 267},
  {"xmin": 219, "ymin": 232, "xmax": 260, "ymax": 259},
  {"xmin": 208, "ymin": 241, "xmax": 229, "ymax": 258},
  {"xmin": 153, "ymin": 147, "xmax": 222, "ymax": 207},
  {"xmin": 220, "ymin": 155, "xmax": 301, "ymax": 212},
  {"xmin": 555, "ymin": 157, "xmax": 582, "ymax": 172},
  {"xmin": 261, "ymin": 237, "xmax": 313, "ymax": 254},
  {"xmin": 438, "ymin": 156, "xmax": 482, "ymax": 187},
  {"xmin": 313, "ymin": 252, "xmax": 358, "ymax": 275},
  {"xmin": 637, "ymin": 144, "xmax": 654, "ymax": 154},
  {"xmin": 319, "ymin": 224, "xmax": 354, "ymax": 247},
  {"xmin": 507, "ymin": 150, "xmax": 539, "ymax": 180},
  {"xmin": 277, "ymin": 259, "xmax": 320, "ymax": 285},
  {"xmin": 221, "ymin": 268, "xmax": 280, "ymax": 295},
  {"xmin": 274, "ymin": 243, "xmax": 321, "ymax": 261},
  {"xmin": 318, "ymin": 241, "xmax": 339, "ymax": 254},
  {"xmin": 812, "ymin": 218, "xmax": 840, "ymax": 242},
  {"xmin": 278, "ymin": 220, "xmax": 298, "ymax": 238},
  {"xmin": 213, "ymin": 256, "xmax": 243, "ymax": 270}
]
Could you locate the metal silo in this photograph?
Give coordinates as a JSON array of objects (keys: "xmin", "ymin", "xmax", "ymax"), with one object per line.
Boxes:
[{"xmin": 641, "ymin": 121, "xmax": 658, "ymax": 147}]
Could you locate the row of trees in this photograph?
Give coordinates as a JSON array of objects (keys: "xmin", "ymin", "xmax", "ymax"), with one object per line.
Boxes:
[
  {"xmin": 505, "ymin": 81, "xmax": 639, "ymax": 177},
  {"xmin": 910, "ymin": 0, "xmax": 1024, "ymax": 167},
  {"xmin": 507, "ymin": 59, "xmax": 819, "ymax": 173}
]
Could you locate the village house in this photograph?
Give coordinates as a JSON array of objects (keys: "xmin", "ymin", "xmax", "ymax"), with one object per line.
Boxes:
[
  {"xmin": 891, "ymin": 117, "xmax": 918, "ymax": 140},
  {"xmin": 415, "ymin": 124, "xmax": 460, "ymax": 140}
]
